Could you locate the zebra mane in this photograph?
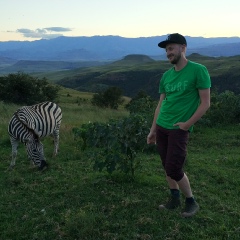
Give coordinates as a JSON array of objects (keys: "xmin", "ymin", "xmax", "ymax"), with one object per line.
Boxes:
[{"xmin": 14, "ymin": 110, "xmax": 39, "ymax": 140}]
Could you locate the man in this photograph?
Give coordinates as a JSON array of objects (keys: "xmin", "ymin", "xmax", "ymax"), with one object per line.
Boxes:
[{"xmin": 147, "ymin": 33, "xmax": 211, "ymax": 217}]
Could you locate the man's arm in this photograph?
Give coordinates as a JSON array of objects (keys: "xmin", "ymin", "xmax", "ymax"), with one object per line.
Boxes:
[
  {"xmin": 174, "ymin": 88, "xmax": 210, "ymax": 131},
  {"xmin": 147, "ymin": 93, "xmax": 165, "ymax": 144}
]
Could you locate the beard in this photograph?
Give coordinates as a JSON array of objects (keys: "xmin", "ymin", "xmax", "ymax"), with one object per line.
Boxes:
[{"xmin": 168, "ymin": 52, "xmax": 181, "ymax": 65}]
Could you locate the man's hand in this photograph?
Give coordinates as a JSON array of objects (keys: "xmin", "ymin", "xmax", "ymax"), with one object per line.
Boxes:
[
  {"xmin": 147, "ymin": 131, "xmax": 156, "ymax": 144},
  {"xmin": 173, "ymin": 122, "xmax": 189, "ymax": 131}
]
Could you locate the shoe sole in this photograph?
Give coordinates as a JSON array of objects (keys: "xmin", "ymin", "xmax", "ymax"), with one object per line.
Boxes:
[
  {"xmin": 159, "ymin": 205, "xmax": 166, "ymax": 210},
  {"xmin": 181, "ymin": 206, "xmax": 199, "ymax": 217},
  {"xmin": 159, "ymin": 204, "xmax": 181, "ymax": 210}
]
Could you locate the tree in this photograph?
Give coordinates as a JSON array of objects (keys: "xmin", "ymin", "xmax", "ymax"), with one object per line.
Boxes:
[
  {"xmin": 91, "ymin": 86, "xmax": 124, "ymax": 109},
  {"xmin": 0, "ymin": 72, "xmax": 60, "ymax": 105},
  {"xmin": 125, "ymin": 90, "xmax": 156, "ymax": 114}
]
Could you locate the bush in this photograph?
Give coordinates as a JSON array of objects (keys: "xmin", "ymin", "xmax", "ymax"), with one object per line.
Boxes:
[
  {"xmin": 0, "ymin": 72, "xmax": 60, "ymax": 105},
  {"xmin": 125, "ymin": 91, "xmax": 156, "ymax": 115},
  {"xmin": 91, "ymin": 86, "xmax": 124, "ymax": 109},
  {"xmin": 202, "ymin": 90, "xmax": 240, "ymax": 125},
  {"xmin": 73, "ymin": 114, "xmax": 154, "ymax": 177}
]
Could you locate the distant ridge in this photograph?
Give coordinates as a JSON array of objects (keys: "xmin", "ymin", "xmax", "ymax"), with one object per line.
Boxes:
[
  {"xmin": 0, "ymin": 35, "xmax": 240, "ymax": 62},
  {"xmin": 187, "ymin": 42, "xmax": 240, "ymax": 57},
  {"xmin": 0, "ymin": 59, "xmax": 107, "ymax": 74},
  {"xmin": 0, "ymin": 56, "xmax": 17, "ymax": 64},
  {"xmin": 187, "ymin": 53, "xmax": 216, "ymax": 60}
]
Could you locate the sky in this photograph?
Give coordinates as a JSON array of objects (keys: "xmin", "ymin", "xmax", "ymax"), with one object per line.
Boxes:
[{"xmin": 1, "ymin": 0, "xmax": 240, "ymax": 42}]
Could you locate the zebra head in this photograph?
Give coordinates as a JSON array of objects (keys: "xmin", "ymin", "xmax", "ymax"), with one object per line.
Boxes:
[{"xmin": 24, "ymin": 137, "xmax": 47, "ymax": 169}]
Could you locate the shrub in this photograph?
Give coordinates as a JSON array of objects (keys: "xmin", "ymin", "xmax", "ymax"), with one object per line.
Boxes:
[
  {"xmin": 73, "ymin": 114, "xmax": 154, "ymax": 177},
  {"xmin": 0, "ymin": 72, "xmax": 60, "ymax": 105},
  {"xmin": 202, "ymin": 90, "xmax": 240, "ymax": 125},
  {"xmin": 91, "ymin": 86, "xmax": 124, "ymax": 109},
  {"xmin": 125, "ymin": 91, "xmax": 156, "ymax": 115},
  {"xmin": 74, "ymin": 91, "xmax": 159, "ymax": 176}
]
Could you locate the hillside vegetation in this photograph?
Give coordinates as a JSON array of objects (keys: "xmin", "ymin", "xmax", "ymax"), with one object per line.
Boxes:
[
  {"xmin": 1, "ymin": 87, "xmax": 240, "ymax": 239},
  {"xmin": 1, "ymin": 54, "xmax": 240, "ymax": 99},
  {"xmin": 36, "ymin": 54, "xmax": 240, "ymax": 99}
]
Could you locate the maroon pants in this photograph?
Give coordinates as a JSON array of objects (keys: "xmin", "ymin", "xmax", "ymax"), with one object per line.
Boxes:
[{"xmin": 156, "ymin": 125, "xmax": 189, "ymax": 181}]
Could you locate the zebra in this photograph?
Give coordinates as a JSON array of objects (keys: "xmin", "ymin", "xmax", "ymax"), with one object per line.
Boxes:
[{"xmin": 8, "ymin": 101, "xmax": 62, "ymax": 170}]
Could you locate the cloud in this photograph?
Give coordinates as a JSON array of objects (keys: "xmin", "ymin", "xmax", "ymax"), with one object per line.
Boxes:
[
  {"xmin": 44, "ymin": 27, "xmax": 72, "ymax": 32},
  {"xmin": 16, "ymin": 27, "xmax": 72, "ymax": 39}
]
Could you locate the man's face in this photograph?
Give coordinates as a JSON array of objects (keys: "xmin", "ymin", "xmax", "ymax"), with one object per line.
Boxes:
[{"xmin": 165, "ymin": 43, "xmax": 184, "ymax": 64}]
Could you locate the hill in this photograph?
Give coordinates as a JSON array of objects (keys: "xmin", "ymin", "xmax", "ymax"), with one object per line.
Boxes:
[
  {"xmin": 112, "ymin": 54, "xmax": 155, "ymax": 65},
  {"xmin": 55, "ymin": 54, "xmax": 166, "ymax": 98},
  {"xmin": 53, "ymin": 54, "xmax": 240, "ymax": 99}
]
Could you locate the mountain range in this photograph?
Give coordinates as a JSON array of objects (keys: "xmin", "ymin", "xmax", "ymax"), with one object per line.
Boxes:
[
  {"xmin": 0, "ymin": 35, "xmax": 240, "ymax": 64},
  {"xmin": 1, "ymin": 35, "xmax": 240, "ymax": 98},
  {"xmin": 1, "ymin": 34, "xmax": 240, "ymax": 100}
]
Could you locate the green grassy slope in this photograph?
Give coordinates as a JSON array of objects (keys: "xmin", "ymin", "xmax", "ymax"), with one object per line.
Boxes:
[{"xmin": 0, "ymin": 89, "xmax": 240, "ymax": 239}]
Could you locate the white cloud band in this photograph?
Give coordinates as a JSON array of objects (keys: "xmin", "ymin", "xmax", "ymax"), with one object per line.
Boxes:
[{"xmin": 16, "ymin": 27, "xmax": 72, "ymax": 39}]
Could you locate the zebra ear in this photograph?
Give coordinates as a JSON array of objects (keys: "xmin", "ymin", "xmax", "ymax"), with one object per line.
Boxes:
[{"xmin": 33, "ymin": 129, "xmax": 40, "ymax": 137}]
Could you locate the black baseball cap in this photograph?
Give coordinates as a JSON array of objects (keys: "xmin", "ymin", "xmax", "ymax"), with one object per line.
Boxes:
[{"xmin": 158, "ymin": 33, "xmax": 187, "ymax": 48}]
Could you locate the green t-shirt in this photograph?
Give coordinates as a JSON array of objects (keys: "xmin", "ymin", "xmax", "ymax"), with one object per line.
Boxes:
[{"xmin": 156, "ymin": 60, "xmax": 211, "ymax": 132}]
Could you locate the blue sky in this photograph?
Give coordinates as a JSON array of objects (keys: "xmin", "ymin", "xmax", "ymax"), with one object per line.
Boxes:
[{"xmin": 1, "ymin": 0, "xmax": 240, "ymax": 41}]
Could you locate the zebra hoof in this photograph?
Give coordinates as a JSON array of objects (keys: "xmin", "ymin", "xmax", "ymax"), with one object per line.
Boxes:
[
  {"xmin": 39, "ymin": 160, "xmax": 48, "ymax": 171},
  {"xmin": 9, "ymin": 165, "xmax": 15, "ymax": 169}
]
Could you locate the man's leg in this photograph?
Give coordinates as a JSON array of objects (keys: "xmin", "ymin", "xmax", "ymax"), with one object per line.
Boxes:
[
  {"xmin": 158, "ymin": 129, "xmax": 199, "ymax": 216},
  {"xmin": 163, "ymin": 173, "xmax": 199, "ymax": 217},
  {"xmin": 178, "ymin": 173, "xmax": 199, "ymax": 217},
  {"xmin": 158, "ymin": 175, "xmax": 181, "ymax": 210},
  {"xmin": 177, "ymin": 173, "xmax": 192, "ymax": 198},
  {"xmin": 162, "ymin": 128, "xmax": 189, "ymax": 209},
  {"xmin": 156, "ymin": 126, "xmax": 181, "ymax": 210}
]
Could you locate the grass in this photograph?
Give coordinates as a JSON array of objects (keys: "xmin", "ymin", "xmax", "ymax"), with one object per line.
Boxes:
[{"xmin": 1, "ymin": 90, "xmax": 240, "ymax": 239}]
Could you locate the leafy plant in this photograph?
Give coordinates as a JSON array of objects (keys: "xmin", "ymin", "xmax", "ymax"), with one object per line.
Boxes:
[{"xmin": 73, "ymin": 114, "xmax": 153, "ymax": 176}]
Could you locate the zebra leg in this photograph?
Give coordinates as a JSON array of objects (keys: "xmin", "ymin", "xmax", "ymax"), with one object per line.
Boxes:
[
  {"xmin": 52, "ymin": 129, "xmax": 60, "ymax": 157},
  {"xmin": 10, "ymin": 139, "xmax": 19, "ymax": 168}
]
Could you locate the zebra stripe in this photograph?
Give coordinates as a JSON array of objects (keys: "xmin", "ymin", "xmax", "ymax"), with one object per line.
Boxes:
[{"xmin": 8, "ymin": 101, "xmax": 62, "ymax": 169}]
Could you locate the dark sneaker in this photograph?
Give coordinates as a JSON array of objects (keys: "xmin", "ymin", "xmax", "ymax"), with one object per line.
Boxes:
[
  {"xmin": 159, "ymin": 196, "xmax": 181, "ymax": 210},
  {"xmin": 181, "ymin": 201, "xmax": 199, "ymax": 217}
]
